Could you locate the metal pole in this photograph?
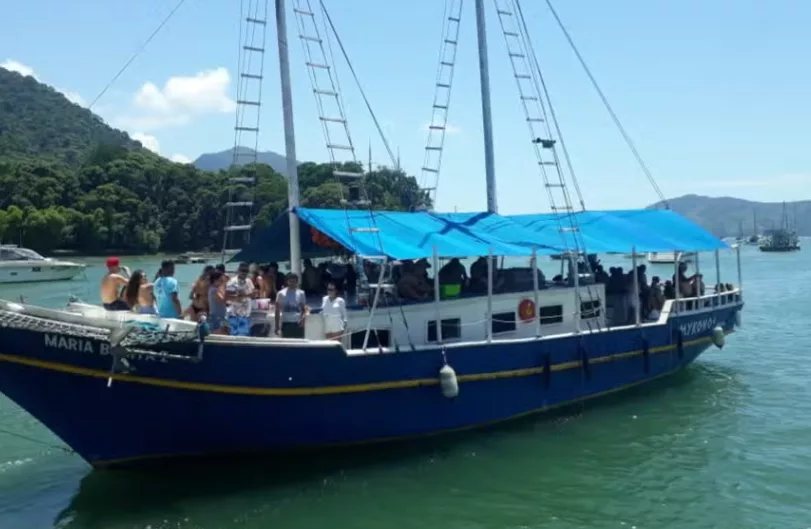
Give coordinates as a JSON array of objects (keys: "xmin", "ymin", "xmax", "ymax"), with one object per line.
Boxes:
[
  {"xmin": 674, "ymin": 254, "xmax": 680, "ymax": 313},
  {"xmin": 433, "ymin": 246, "xmax": 442, "ymax": 343},
  {"xmin": 362, "ymin": 261, "xmax": 386, "ymax": 352},
  {"xmin": 474, "ymin": 0, "xmax": 498, "ymax": 213},
  {"xmin": 531, "ymin": 249, "xmax": 540, "ymax": 337},
  {"xmin": 486, "ymin": 248, "xmax": 494, "ymax": 342},
  {"xmin": 632, "ymin": 246, "xmax": 640, "ymax": 326},
  {"xmin": 695, "ymin": 252, "xmax": 701, "ymax": 299},
  {"xmin": 276, "ymin": 0, "xmax": 301, "ymax": 276},
  {"xmin": 572, "ymin": 252, "xmax": 581, "ymax": 334},
  {"xmin": 735, "ymin": 244, "xmax": 742, "ymax": 300},
  {"xmin": 714, "ymin": 249, "xmax": 721, "ymax": 306}
]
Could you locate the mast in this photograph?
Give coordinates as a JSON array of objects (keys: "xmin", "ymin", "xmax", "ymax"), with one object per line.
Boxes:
[
  {"xmin": 275, "ymin": 0, "xmax": 302, "ymax": 275},
  {"xmin": 474, "ymin": 0, "xmax": 498, "ymax": 213}
]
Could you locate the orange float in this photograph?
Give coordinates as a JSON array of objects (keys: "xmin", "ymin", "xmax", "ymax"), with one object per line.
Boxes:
[{"xmin": 518, "ymin": 299, "xmax": 535, "ymax": 322}]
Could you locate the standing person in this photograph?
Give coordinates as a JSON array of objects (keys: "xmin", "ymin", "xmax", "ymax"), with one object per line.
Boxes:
[
  {"xmin": 207, "ymin": 270, "xmax": 229, "ymax": 334},
  {"xmin": 185, "ymin": 265, "xmax": 213, "ymax": 321},
  {"xmin": 123, "ymin": 269, "xmax": 157, "ymax": 315},
  {"xmin": 320, "ymin": 281, "xmax": 346, "ymax": 340},
  {"xmin": 153, "ymin": 259, "xmax": 182, "ymax": 319},
  {"xmin": 225, "ymin": 262, "xmax": 255, "ymax": 336},
  {"xmin": 275, "ymin": 273, "xmax": 307, "ymax": 338},
  {"xmin": 100, "ymin": 257, "xmax": 130, "ymax": 310}
]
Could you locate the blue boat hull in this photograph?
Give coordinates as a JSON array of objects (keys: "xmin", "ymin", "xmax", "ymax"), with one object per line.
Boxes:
[{"xmin": 0, "ymin": 304, "xmax": 741, "ymax": 468}]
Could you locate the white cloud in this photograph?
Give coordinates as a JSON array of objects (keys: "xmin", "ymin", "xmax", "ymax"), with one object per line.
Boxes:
[
  {"xmin": 112, "ymin": 68, "xmax": 235, "ymax": 132},
  {"xmin": 170, "ymin": 153, "xmax": 192, "ymax": 164},
  {"xmin": 132, "ymin": 132, "xmax": 160, "ymax": 154},
  {"xmin": 137, "ymin": 68, "xmax": 234, "ymax": 112},
  {"xmin": 62, "ymin": 91, "xmax": 86, "ymax": 106},
  {"xmin": 112, "ymin": 114, "xmax": 190, "ymax": 131},
  {"xmin": 130, "ymin": 135, "xmax": 191, "ymax": 165},
  {"xmin": 1, "ymin": 59, "xmax": 37, "ymax": 79},
  {"xmin": 420, "ymin": 122, "xmax": 462, "ymax": 135},
  {"xmin": 697, "ymin": 173, "xmax": 811, "ymax": 189},
  {"xmin": 0, "ymin": 58, "xmax": 86, "ymax": 107}
]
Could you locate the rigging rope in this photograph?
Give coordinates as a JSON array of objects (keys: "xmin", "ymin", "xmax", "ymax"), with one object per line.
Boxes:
[
  {"xmin": 318, "ymin": 0, "xmax": 398, "ymax": 168},
  {"xmin": 513, "ymin": 0, "xmax": 585, "ymax": 211},
  {"xmin": 510, "ymin": 0, "xmax": 603, "ymax": 333},
  {"xmin": 543, "ymin": 0, "xmax": 668, "ymax": 208},
  {"xmin": 87, "ymin": 0, "xmax": 190, "ymax": 110}
]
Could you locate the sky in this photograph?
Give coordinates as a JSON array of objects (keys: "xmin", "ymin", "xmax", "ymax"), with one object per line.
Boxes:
[{"xmin": 2, "ymin": 0, "xmax": 811, "ymax": 213}]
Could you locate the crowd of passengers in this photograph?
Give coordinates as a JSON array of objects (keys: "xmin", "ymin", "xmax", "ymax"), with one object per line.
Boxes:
[
  {"xmin": 99, "ymin": 257, "xmax": 353, "ymax": 339},
  {"xmin": 99, "ymin": 253, "xmax": 738, "ymax": 337},
  {"xmin": 592, "ymin": 259, "xmax": 736, "ymax": 325}
]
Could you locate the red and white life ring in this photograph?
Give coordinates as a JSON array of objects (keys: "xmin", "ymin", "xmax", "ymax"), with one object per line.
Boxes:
[{"xmin": 518, "ymin": 299, "xmax": 535, "ymax": 322}]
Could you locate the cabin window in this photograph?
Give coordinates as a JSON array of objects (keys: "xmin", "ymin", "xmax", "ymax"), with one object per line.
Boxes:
[
  {"xmin": 539, "ymin": 305, "xmax": 563, "ymax": 325},
  {"xmin": 427, "ymin": 318, "xmax": 462, "ymax": 342},
  {"xmin": 492, "ymin": 311, "xmax": 517, "ymax": 334},
  {"xmin": 580, "ymin": 300, "xmax": 601, "ymax": 319},
  {"xmin": 350, "ymin": 329, "xmax": 390, "ymax": 349}
]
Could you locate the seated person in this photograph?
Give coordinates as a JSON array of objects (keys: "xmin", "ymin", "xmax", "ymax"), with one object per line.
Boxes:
[
  {"xmin": 397, "ymin": 262, "xmax": 429, "ymax": 301},
  {"xmin": 438, "ymin": 257, "xmax": 467, "ymax": 298}
]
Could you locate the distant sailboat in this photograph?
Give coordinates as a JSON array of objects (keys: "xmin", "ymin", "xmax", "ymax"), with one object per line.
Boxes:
[
  {"xmin": 747, "ymin": 209, "xmax": 759, "ymax": 245},
  {"xmin": 759, "ymin": 202, "xmax": 800, "ymax": 252}
]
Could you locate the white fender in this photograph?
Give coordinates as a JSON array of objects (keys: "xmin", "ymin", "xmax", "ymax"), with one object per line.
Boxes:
[
  {"xmin": 439, "ymin": 364, "xmax": 459, "ymax": 398},
  {"xmin": 711, "ymin": 326, "xmax": 725, "ymax": 349}
]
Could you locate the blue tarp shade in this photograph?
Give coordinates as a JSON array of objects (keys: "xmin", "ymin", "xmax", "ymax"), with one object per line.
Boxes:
[
  {"xmin": 505, "ymin": 210, "xmax": 729, "ymax": 254},
  {"xmin": 295, "ymin": 208, "xmax": 540, "ymax": 259},
  {"xmin": 230, "ymin": 212, "xmax": 339, "ymax": 264},
  {"xmin": 232, "ymin": 207, "xmax": 729, "ymax": 263}
]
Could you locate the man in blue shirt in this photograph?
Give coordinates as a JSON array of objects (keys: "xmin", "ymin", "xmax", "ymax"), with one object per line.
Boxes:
[{"xmin": 153, "ymin": 260, "xmax": 182, "ymax": 319}]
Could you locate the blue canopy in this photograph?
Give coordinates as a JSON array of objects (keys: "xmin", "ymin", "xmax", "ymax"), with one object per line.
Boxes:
[
  {"xmin": 232, "ymin": 207, "xmax": 728, "ymax": 263},
  {"xmin": 504, "ymin": 210, "xmax": 729, "ymax": 254}
]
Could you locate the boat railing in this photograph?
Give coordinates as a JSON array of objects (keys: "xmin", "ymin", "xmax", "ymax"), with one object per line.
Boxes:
[{"xmin": 672, "ymin": 288, "xmax": 742, "ymax": 314}]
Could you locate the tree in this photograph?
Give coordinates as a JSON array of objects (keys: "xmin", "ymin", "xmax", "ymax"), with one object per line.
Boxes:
[{"xmin": 0, "ymin": 66, "xmax": 432, "ymax": 254}]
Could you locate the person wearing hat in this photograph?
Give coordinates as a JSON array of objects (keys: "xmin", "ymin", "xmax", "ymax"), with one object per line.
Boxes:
[{"xmin": 100, "ymin": 257, "xmax": 130, "ymax": 311}]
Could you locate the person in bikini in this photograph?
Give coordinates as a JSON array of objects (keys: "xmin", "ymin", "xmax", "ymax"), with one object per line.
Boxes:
[
  {"xmin": 124, "ymin": 269, "xmax": 157, "ymax": 315},
  {"xmin": 185, "ymin": 265, "xmax": 213, "ymax": 321},
  {"xmin": 100, "ymin": 257, "xmax": 130, "ymax": 311}
]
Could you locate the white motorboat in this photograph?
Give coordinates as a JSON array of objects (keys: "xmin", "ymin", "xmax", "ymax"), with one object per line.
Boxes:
[
  {"xmin": 647, "ymin": 251, "xmax": 696, "ymax": 264},
  {"xmin": 0, "ymin": 245, "xmax": 86, "ymax": 283}
]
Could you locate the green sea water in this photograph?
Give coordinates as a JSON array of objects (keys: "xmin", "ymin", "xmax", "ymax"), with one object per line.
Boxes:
[{"xmin": 1, "ymin": 248, "xmax": 810, "ymax": 529}]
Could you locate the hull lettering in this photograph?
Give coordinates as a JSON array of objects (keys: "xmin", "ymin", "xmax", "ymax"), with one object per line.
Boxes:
[
  {"xmin": 44, "ymin": 334, "xmax": 109, "ymax": 355},
  {"xmin": 678, "ymin": 317, "xmax": 717, "ymax": 338}
]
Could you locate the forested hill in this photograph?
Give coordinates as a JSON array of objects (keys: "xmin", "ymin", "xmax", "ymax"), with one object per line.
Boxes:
[
  {"xmin": 0, "ymin": 68, "xmax": 141, "ymax": 166},
  {"xmin": 649, "ymin": 194, "xmax": 811, "ymax": 237},
  {"xmin": 0, "ymin": 68, "xmax": 430, "ymax": 254}
]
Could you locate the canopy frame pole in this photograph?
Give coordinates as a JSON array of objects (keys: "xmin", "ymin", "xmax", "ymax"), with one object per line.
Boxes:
[
  {"xmin": 714, "ymin": 249, "xmax": 721, "ymax": 307},
  {"xmin": 735, "ymin": 244, "xmax": 742, "ymax": 301},
  {"xmin": 632, "ymin": 246, "xmax": 640, "ymax": 326},
  {"xmin": 572, "ymin": 252, "xmax": 581, "ymax": 334},
  {"xmin": 487, "ymin": 248, "xmax": 494, "ymax": 343},
  {"xmin": 432, "ymin": 246, "xmax": 443, "ymax": 344},
  {"xmin": 674, "ymin": 253, "xmax": 680, "ymax": 314},
  {"xmin": 362, "ymin": 260, "xmax": 386, "ymax": 352},
  {"xmin": 531, "ymin": 249, "xmax": 541, "ymax": 337},
  {"xmin": 695, "ymin": 252, "xmax": 701, "ymax": 301}
]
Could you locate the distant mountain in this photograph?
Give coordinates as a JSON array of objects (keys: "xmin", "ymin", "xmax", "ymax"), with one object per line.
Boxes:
[
  {"xmin": 193, "ymin": 147, "xmax": 294, "ymax": 175},
  {"xmin": 0, "ymin": 67, "xmax": 140, "ymax": 167},
  {"xmin": 648, "ymin": 194, "xmax": 811, "ymax": 237}
]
